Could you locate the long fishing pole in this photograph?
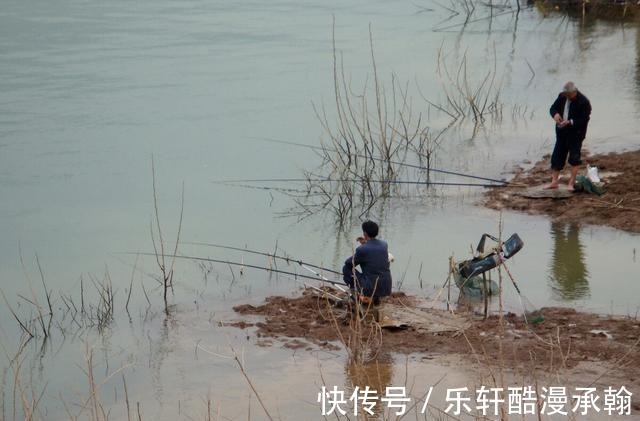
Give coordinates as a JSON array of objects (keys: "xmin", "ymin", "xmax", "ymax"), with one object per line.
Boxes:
[
  {"xmin": 299, "ymin": 264, "xmax": 347, "ymax": 293},
  {"xmin": 282, "ymin": 274, "xmax": 344, "ymax": 301},
  {"xmin": 181, "ymin": 241, "xmax": 342, "ymax": 276},
  {"xmin": 254, "ymin": 137, "xmax": 509, "ymax": 185},
  {"xmin": 129, "ymin": 252, "xmax": 346, "ymax": 286},
  {"xmin": 215, "ymin": 178, "xmax": 502, "ymax": 188},
  {"xmin": 210, "ymin": 182, "xmax": 472, "ymax": 199}
]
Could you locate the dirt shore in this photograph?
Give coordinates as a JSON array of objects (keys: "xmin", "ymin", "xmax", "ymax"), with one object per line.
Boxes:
[
  {"xmin": 541, "ymin": 0, "xmax": 640, "ymax": 22},
  {"xmin": 231, "ymin": 290, "xmax": 640, "ymax": 382},
  {"xmin": 484, "ymin": 149, "xmax": 640, "ymax": 233}
]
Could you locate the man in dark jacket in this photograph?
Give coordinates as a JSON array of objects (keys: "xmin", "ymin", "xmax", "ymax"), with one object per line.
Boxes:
[
  {"xmin": 547, "ymin": 81, "xmax": 592, "ymax": 190},
  {"xmin": 342, "ymin": 220, "xmax": 392, "ymax": 302}
]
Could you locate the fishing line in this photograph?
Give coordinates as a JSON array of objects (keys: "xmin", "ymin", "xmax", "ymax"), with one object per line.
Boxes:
[
  {"xmin": 127, "ymin": 252, "xmax": 346, "ymax": 286},
  {"xmin": 215, "ymin": 178, "xmax": 503, "ymax": 188},
  {"xmin": 209, "ymin": 183, "xmax": 315, "ymax": 195},
  {"xmin": 211, "ymin": 182, "xmax": 475, "ymax": 201},
  {"xmin": 253, "ymin": 137, "xmax": 509, "ymax": 185},
  {"xmin": 501, "ymin": 261, "xmax": 542, "ymax": 326},
  {"xmin": 180, "ymin": 241, "xmax": 342, "ymax": 276}
]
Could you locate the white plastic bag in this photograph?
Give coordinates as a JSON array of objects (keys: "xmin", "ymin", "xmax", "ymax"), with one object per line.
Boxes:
[{"xmin": 587, "ymin": 164, "xmax": 600, "ymax": 183}]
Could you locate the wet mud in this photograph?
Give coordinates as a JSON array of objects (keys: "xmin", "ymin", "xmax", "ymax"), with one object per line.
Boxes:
[
  {"xmin": 484, "ymin": 149, "xmax": 640, "ymax": 233},
  {"xmin": 232, "ymin": 289, "xmax": 640, "ymax": 380}
]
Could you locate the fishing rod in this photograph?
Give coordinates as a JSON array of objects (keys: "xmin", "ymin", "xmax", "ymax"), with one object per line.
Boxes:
[
  {"xmin": 215, "ymin": 178, "xmax": 503, "ymax": 188},
  {"xmin": 299, "ymin": 264, "xmax": 347, "ymax": 293},
  {"xmin": 181, "ymin": 241, "xmax": 342, "ymax": 276},
  {"xmin": 129, "ymin": 252, "xmax": 346, "ymax": 286},
  {"xmin": 254, "ymin": 137, "xmax": 509, "ymax": 185},
  {"xmin": 212, "ymin": 183, "xmax": 314, "ymax": 195},
  {"xmin": 211, "ymin": 182, "xmax": 468, "ymax": 199},
  {"xmin": 282, "ymin": 274, "xmax": 344, "ymax": 301}
]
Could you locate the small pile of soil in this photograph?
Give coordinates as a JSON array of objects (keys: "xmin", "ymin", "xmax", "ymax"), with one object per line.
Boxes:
[
  {"xmin": 231, "ymin": 290, "xmax": 640, "ymax": 376},
  {"xmin": 484, "ymin": 150, "xmax": 640, "ymax": 233}
]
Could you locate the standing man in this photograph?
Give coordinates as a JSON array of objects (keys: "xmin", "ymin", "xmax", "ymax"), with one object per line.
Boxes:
[
  {"xmin": 547, "ymin": 81, "xmax": 592, "ymax": 190},
  {"xmin": 342, "ymin": 220, "xmax": 392, "ymax": 304}
]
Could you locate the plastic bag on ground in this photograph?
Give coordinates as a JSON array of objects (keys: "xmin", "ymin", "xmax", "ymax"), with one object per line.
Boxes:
[{"xmin": 587, "ymin": 164, "xmax": 601, "ymax": 183}]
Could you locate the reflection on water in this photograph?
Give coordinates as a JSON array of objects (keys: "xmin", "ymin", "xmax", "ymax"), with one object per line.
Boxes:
[
  {"xmin": 548, "ymin": 222, "xmax": 590, "ymax": 300},
  {"xmin": 344, "ymin": 352, "xmax": 394, "ymax": 419}
]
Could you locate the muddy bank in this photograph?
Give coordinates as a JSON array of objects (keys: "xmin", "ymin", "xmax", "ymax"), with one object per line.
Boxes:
[
  {"xmin": 231, "ymin": 289, "xmax": 640, "ymax": 378},
  {"xmin": 485, "ymin": 149, "xmax": 640, "ymax": 233},
  {"xmin": 539, "ymin": 0, "xmax": 640, "ymax": 22}
]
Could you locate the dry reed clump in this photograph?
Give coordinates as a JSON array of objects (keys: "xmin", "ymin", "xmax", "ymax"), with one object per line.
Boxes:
[
  {"xmin": 0, "ymin": 158, "xmax": 186, "ymax": 352},
  {"xmin": 284, "ymin": 23, "xmax": 518, "ymax": 225},
  {"xmin": 431, "ymin": 43, "xmax": 504, "ymax": 127},
  {"xmin": 321, "ymin": 292, "xmax": 384, "ymax": 366},
  {"xmin": 150, "ymin": 156, "xmax": 184, "ymax": 315},
  {"xmin": 0, "ymin": 338, "xmax": 135, "ymax": 421},
  {"xmin": 0, "ymin": 263, "xmax": 119, "ymax": 349},
  {"xmin": 277, "ymin": 23, "xmax": 452, "ymax": 225},
  {"xmin": 432, "ymin": 0, "xmax": 525, "ymax": 32}
]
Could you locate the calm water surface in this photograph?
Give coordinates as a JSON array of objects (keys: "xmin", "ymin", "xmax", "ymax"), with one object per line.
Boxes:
[{"xmin": 1, "ymin": 0, "xmax": 639, "ymax": 419}]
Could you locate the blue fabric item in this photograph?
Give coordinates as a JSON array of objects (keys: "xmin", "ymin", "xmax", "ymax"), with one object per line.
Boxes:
[{"xmin": 342, "ymin": 239, "xmax": 393, "ymax": 298}]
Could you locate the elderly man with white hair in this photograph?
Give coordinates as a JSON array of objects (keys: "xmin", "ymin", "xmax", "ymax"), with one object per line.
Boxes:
[{"xmin": 546, "ymin": 81, "xmax": 592, "ymax": 190}]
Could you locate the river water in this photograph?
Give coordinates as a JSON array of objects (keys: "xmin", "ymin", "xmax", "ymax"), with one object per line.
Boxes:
[{"xmin": 1, "ymin": 0, "xmax": 639, "ymax": 419}]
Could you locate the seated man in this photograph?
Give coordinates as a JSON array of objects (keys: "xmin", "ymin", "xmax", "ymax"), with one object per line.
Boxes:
[{"xmin": 342, "ymin": 220, "xmax": 393, "ymax": 303}]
